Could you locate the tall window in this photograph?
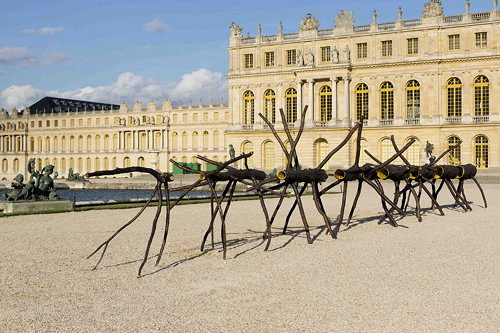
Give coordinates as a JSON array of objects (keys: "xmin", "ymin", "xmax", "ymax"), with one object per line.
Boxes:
[
  {"xmin": 138, "ymin": 157, "xmax": 145, "ymax": 167},
  {"xmin": 447, "ymin": 136, "xmax": 461, "ymax": 165},
  {"xmin": 13, "ymin": 158, "xmax": 19, "ymax": 173},
  {"xmin": 94, "ymin": 158, "xmax": 100, "ymax": 171},
  {"xmin": 203, "ymin": 131, "xmax": 209, "ymax": 149},
  {"xmin": 265, "ymin": 52, "xmax": 275, "ymax": 67},
  {"xmin": 125, "ymin": 133, "xmax": 132, "ymax": 150},
  {"xmin": 382, "ymin": 40, "xmax": 392, "ymax": 57},
  {"xmin": 380, "ymin": 82, "xmax": 394, "ymax": 120},
  {"xmin": 192, "ymin": 132, "xmax": 198, "ymax": 149},
  {"xmin": 285, "ymin": 88, "xmax": 297, "ymax": 123},
  {"xmin": 95, "ymin": 135, "xmax": 101, "ymax": 151},
  {"xmin": 474, "ymin": 136, "xmax": 489, "ymax": 169},
  {"xmin": 406, "ymin": 80, "xmax": 420, "ymax": 119},
  {"xmin": 244, "ymin": 54, "xmax": 254, "ymax": 69},
  {"xmin": 474, "ymin": 76, "xmax": 489, "ymax": 117},
  {"xmin": 314, "ymin": 139, "xmax": 329, "ymax": 169},
  {"xmin": 213, "ymin": 131, "xmax": 219, "ymax": 149},
  {"xmin": 242, "ymin": 141, "xmax": 253, "ymax": 168},
  {"xmin": 319, "ymin": 85, "xmax": 332, "ymax": 122},
  {"xmin": 405, "ymin": 139, "xmax": 421, "ymax": 165},
  {"xmin": 243, "ymin": 90, "xmax": 255, "ymax": 125},
  {"xmin": 447, "ymin": 78, "xmax": 462, "ymax": 117},
  {"xmin": 86, "ymin": 135, "xmax": 92, "ymax": 151},
  {"xmin": 123, "ymin": 157, "xmax": 130, "ymax": 168},
  {"xmin": 182, "ymin": 132, "xmax": 188, "ymax": 149},
  {"xmin": 448, "ymin": 34, "xmax": 460, "ymax": 51},
  {"xmin": 78, "ymin": 136, "xmax": 84, "ymax": 152},
  {"xmin": 45, "ymin": 136, "xmax": 50, "ymax": 151},
  {"xmin": 104, "ymin": 135, "xmax": 109, "ymax": 150},
  {"xmin": 155, "ymin": 132, "xmax": 161, "ymax": 149},
  {"xmin": 264, "ymin": 89, "xmax": 276, "ymax": 123},
  {"xmin": 357, "ymin": 43, "xmax": 367, "ymax": 59},
  {"xmin": 104, "ymin": 157, "xmax": 109, "ymax": 170},
  {"xmin": 475, "ymin": 32, "xmax": 487, "ymax": 48},
  {"xmin": 112, "ymin": 134, "xmax": 118, "ymax": 150},
  {"xmin": 286, "ymin": 50, "xmax": 297, "ymax": 65},
  {"xmin": 359, "ymin": 139, "xmax": 368, "ymax": 165},
  {"xmin": 380, "ymin": 138, "xmax": 396, "ymax": 162},
  {"xmin": 263, "ymin": 141, "xmax": 274, "ymax": 170},
  {"xmin": 172, "ymin": 132, "xmax": 178, "ymax": 150},
  {"xmin": 321, "ymin": 46, "xmax": 331, "ymax": 62},
  {"xmin": 356, "ymin": 83, "xmax": 369, "ymax": 121},
  {"xmin": 407, "ymin": 38, "xmax": 418, "ymax": 55}
]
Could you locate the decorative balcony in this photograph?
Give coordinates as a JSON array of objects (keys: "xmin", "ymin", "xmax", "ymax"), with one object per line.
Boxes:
[
  {"xmin": 379, "ymin": 119, "xmax": 394, "ymax": 126},
  {"xmin": 405, "ymin": 118, "xmax": 420, "ymax": 125},
  {"xmin": 445, "ymin": 116, "xmax": 462, "ymax": 124},
  {"xmin": 241, "ymin": 124, "xmax": 254, "ymax": 130},
  {"xmin": 473, "ymin": 116, "xmax": 489, "ymax": 123},
  {"xmin": 314, "ymin": 121, "xmax": 329, "ymax": 127}
]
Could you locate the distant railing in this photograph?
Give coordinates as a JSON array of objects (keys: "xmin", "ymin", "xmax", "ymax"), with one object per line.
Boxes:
[
  {"xmin": 444, "ymin": 15, "xmax": 463, "ymax": 23},
  {"xmin": 315, "ymin": 121, "xmax": 329, "ymax": 127},
  {"xmin": 287, "ymin": 123, "xmax": 295, "ymax": 129},
  {"xmin": 262, "ymin": 35, "xmax": 277, "ymax": 42},
  {"xmin": 473, "ymin": 115, "xmax": 489, "ymax": 123},
  {"xmin": 403, "ymin": 19, "xmax": 422, "ymax": 27},
  {"xmin": 283, "ymin": 32, "xmax": 299, "ymax": 40},
  {"xmin": 405, "ymin": 118, "xmax": 420, "ymax": 125},
  {"xmin": 379, "ymin": 119, "xmax": 394, "ymax": 126},
  {"xmin": 242, "ymin": 124, "xmax": 254, "ymax": 130},
  {"xmin": 472, "ymin": 12, "xmax": 491, "ymax": 21},
  {"xmin": 241, "ymin": 37, "xmax": 256, "ymax": 44},
  {"xmin": 378, "ymin": 22, "xmax": 395, "ymax": 30},
  {"xmin": 353, "ymin": 25, "xmax": 371, "ymax": 32},
  {"xmin": 445, "ymin": 116, "xmax": 462, "ymax": 124},
  {"xmin": 318, "ymin": 29, "xmax": 334, "ymax": 36}
]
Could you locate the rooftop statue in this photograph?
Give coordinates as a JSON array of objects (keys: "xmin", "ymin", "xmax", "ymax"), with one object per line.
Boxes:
[
  {"xmin": 422, "ymin": 0, "xmax": 444, "ymax": 18},
  {"xmin": 299, "ymin": 13, "xmax": 319, "ymax": 31},
  {"xmin": 229, "ymin": 22, "xmax": 243, "ymax": 38},
  {"xmin": 334, "ymin": 10, "xmax": 355, "ymax": 28},
  {"xmin": 3, "ymin": 159, "xmax": 60, "ymax": 201}
]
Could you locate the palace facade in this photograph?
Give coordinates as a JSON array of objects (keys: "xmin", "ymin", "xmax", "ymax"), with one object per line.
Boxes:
[{"xmin": 0, "ymin": 0, "xmax": 499, "ymax": 179}]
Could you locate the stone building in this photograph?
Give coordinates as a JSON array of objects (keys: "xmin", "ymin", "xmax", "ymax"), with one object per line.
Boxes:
[
  {"xmin": 0, "ymin": 0, "xmax": 498, "ymax": 179},
  {"xmin": 226, "ymin": 0, "xmax": 499, "ymax": 171}
]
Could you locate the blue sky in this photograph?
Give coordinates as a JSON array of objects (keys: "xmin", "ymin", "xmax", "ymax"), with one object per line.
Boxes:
[{"xmin": 0, "ymin": 0, "xmax": 495, "ymax": 109}]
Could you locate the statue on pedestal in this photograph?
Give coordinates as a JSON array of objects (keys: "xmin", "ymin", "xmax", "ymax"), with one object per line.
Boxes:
[
  {"xmin": 228, "ymin": 144, "xmax": 236, "ymax": 160},
  {"xmin": 425, "ymin": 140, "xmax": 434, "ymax": 158}
]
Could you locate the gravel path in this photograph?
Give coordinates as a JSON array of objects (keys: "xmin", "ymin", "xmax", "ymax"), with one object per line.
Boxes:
[{"xmin": 0, "ymin": 183, "xmax": 498, "ymax": 332}]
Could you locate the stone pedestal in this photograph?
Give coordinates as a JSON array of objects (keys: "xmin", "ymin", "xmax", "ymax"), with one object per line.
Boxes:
[{"xmin": 0, "ymin": 200, "xmax": 74, "ymax": 214}]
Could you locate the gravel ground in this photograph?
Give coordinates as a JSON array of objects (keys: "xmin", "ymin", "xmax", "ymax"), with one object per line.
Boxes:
[{"xmin": 0, "ymin": 182, "xmax": 498, "ymax": 332}]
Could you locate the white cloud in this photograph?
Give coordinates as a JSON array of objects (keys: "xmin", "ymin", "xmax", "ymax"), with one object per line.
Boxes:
[
  {"xmin": 1, "ymin": 69, "xmax": 227, "ymax": 110},
  {"xmin": 0, "ymin": 47, "xmax": 68, "ymax": 67},
  {"xmin": 143, "ymin": 18, "xmax": 168, "ymax": 33},
  {"xmin": 22, "ymin": 27, "xmax": 65, "ymax": 35}
]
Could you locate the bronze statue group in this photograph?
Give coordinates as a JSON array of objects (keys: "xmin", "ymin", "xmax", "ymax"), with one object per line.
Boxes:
[{"xmin": 80, "ymin": 106, "xmax": 488, "ymax": 277}]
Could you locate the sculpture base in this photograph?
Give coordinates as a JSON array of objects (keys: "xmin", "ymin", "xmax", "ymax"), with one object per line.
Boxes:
[{"xmin": 0, "ymin": 200, "xmax": 74, "ymax": 214}]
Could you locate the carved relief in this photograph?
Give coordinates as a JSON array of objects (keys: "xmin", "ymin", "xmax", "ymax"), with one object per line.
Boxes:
[
  {"xmin": 304, "ymin": 51, "xmax": 314, "ymax": 66},
  {"xmin": 334, "ymin": 10, "xmax": 355, "ymax": 28},
  {"xmin": 299, "ymin": 13, "xmax": 319, "ymax": 31},
  {"xmin": 422, "ymin": 0, "xmax": 444, "ymax": 18}
]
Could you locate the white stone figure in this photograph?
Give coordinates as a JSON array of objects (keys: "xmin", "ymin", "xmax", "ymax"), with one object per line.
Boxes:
[
  {"xmin": 257, "ymin": 23, "xmax": 262, "ymax": 36},
  {"xmin": 304, "ymin": 50, "xmax": 314, "ymax": 66},
  {"xmin": 422, "ymin": 0, "xmax": 444, "ymax": 18},
  {"xmin": 465, "ymin": 0, "xmax": 470, "ymax": 13},
  {"xmin": 299, "ymin": 13, "xmax": 320, "ymax": 31},
  {"xmin": 296, "ymin": 50, "xmax": 305, "ymax": 66},
  {"xmin": 229, "ymin": 22, "xmax": 242, "ymax": 38},
  {"xmin": 495, "ymin": 0, "xmax": 498, "ymax": 11},
  {"xmin": 279, "ymin": 20, "xmax": 283, "ymax": 34},
  {"xmin": 331, "ymin": 46, "xmax": 339, "ymax": 63},
  {"xmin": 334, "ymin": 10, "xmax": 355, "ymax": 28},
  {"xmin": 372, "ymin": 9, "xmax": 377, "ymax": 24},
  {"xmin": 398, "ymin": 6, "xmax": 403, "ymax": 20},
  {"xmin": 343, "ymin": 45, "xmax": 351, "ymax": 63}
]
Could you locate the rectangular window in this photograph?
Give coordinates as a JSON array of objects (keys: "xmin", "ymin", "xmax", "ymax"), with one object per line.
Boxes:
[
  {"xmin": 38, "ymin": 121, "xmax": 42, "ymax": 127},
  {"xmin": 46, "ymin": 120, "xmax": 50, "ymax": 127},
  {"xmin": 54, "ymin": 120, "xmax": 58, "ymax": 127},
  {"xmin": 357, "ymin": 43, "xmax": 367, "ymax": 59},
  {"xmin": 87, "ymin": 118, "xmax": 92, "ymax": 126},
  {"xmin": 264, "ymin": 51, "xmax": 274, "ymax": 67},
  {"xmin": 78, "ymin": 119, "xmax": 83, "ymax": 126},
  {"xmin": 193, "ymin": 113, "xmax": 198, "ymax": 122},
  {"xmin": 203, "ymin": 113, "xmax": 208, "ymax": 121},
  {"xmin": 62, "ymin": 120, "xmax": 66, "ymax": 127},
  {"xmin": 214, "ymin": 112, "xmax": 219, "ymax": 120},
  {"xmin": 448, "ymin": 34, "xmax": 460, "ymax": 51},
  {"xmin": 96, "ymin": 118, "xmax": 100, "ymax": 126},
  {"xmin": 244, "ymin": 53, "xmax": 254, "ymax": 69},
  {"xmin": 172, "ymin": 114, "xmax": 177, "ymax": 122},
  {"xmin": 182, "ymin": 113, "xmax": 187, "ymax": 122},
  {"xmin": 225, "ymin": 112, "xmax": 229, "ymax": 120},
  {"xmin": 321, "ymin": 46, "xmax": 331, "ymax": 62},
  {"xmin": 475, "ymin": 32, "xmax": 487, "ymax": 48},
  {"xmin": 382, "ymin": 40, "xmax": 392, "ymax": 57},
  {"xmin": 104, "ymin": 118, "xmax": 109, "ymax": 125},
  {"xmin": 407, "ymin": 38, "xmax": 418, "ymax": 55},
  {"xmin": 30, "ymin": 121, "xmax": 34, "ymax": 128},
  {"xmin": 286, "ymin": 50, "xmax": 297, "ymax": 65},
  {"xmin": 70, "ymin": 119, "xmax": 75, "ymax": 127}
]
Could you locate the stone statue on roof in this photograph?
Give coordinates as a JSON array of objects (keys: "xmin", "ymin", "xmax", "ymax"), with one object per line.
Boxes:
[
  {"xmin": 334, "ymin": 10, "xmax": 355, "ymax": 28},
  {"xmin": 229, "ymin": 22, "xmax": 243, "ymax": 38},
  {"xmin": 299, "ymin": 13, "xmax": 319, "ymax": 31},
  {"xmin": 422, "ymin": 0, "xmax": 444, "ymax": 18}
]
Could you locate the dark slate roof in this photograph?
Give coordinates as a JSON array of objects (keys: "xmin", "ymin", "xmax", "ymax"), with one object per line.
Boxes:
[{"xmin": 28, "ymin": 96, "xmax": 120, "ymax": 114}]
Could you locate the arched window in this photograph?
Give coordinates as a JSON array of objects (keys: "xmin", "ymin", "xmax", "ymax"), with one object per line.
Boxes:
[
  {"xmin": 447, "ymin": 136, "xmax": 461, "ymax": 165},
  {"xmin": 4, "ymin": 137, "xmax": 9, "ymax": 152},
  {"xmin": 138, "ymin": 157, "xmax": 145, "ymax": 167},
  {"xmin": 61, "ymin": 158, "xmax": 66, "ymax": 173},
  {"xmin": 263, "ymin": 141, "xmax": 274, "ymax": 170},
  {"xmin": 77, "ymin": 158, "xmax": 83, "ymax": 172},
  {"xmin": 140, "ymin": 132, "xmax": 147, "ymax": 149},
  {"xmin": 112, "ymin": 134, "xmax": 118, "ymax": 150},
  {"xmin": 380, "ymin": 138, "xmax": 395, "ymax": 162},
  {"xmin": 154, "ymin": 132, "xmax": 161, "ymax": 149},
  {"xmin": 123, "ymin": 157, "xmax": 130, "ymax": 168},
  {"xmin": 357, "ymin": 139, "xmax": 368, "ymax": 165},
  {"xmin": 86, "ymin": 157, "xmax": 91, "ymax": 171},
  {"xmin": 192, "ymin": 131, "xmax": 198, "ymax": 149},
  {"xmin": 13, "ymin": 158, "xmax": 19, "ymax": 173},
  {"xmin": 95, "ymin": 135, "xmax": 101, "ymax": 151},
  {"xmin": 30, "ymin": 137, "xmax": 35, "ymax": 152},
  {"xmin": 202, "ymin": 131, "xmax": 209, "ymax": 149},
  {"xmin": 181, "ymin": 156, "xmax": 188, "ymax": 163},
  {"xmin": 447, "ymin": 78, "xmax": 462, "ymax": 117},
  {"xmin": 285, "ymin": 88, "xmax": 297, "ymax": 123},
  {"xmin": 213, "ymin": 131, "xmax": 219, "ymax": 149},
  {"xmin": 104, "ymin": 157, "xmax": 109, "ymax": 170},
  {"xmin": 112, "ymin": 157, "xmax": 117, "ymax": 169},
  {"xmin": 61, "ymin": 136, "xmax": 66, "ymax": 152},
  {"xmin": 182, "ymin": 132, "xmax": 188, "ymax": 149},
  {"xmin": 314, "ymin": 139, "xmax": 329, "ymax": 169},
  {"xmin": 95, "ymin": 158, "xmax": 100, "ymax": 171},
  {"xmin": 474, "ymin": 136, "xmax": 489, "ymax": 169},
  {"xmin": 172, "ymin": 132, "xmax": 178, "ymax": 150},
  {"xmin": 264, "ymin": 89, "xmax": 276, "ymax": 123},
  {"xmin": 243, "ymin": 90, "xmax": 255, "ymax": 125},
  {"xmin": 474, "ymin": 76, "xmax": 489, "ymax": 117},
  {"xmin": 319, "ymin": 86, "xmax": 332, "ymax": 122},
  {"xmin": 2, "ymin": 159, "xmax": 8, "ymax": 173},
  {"xmin": 15, "ymin": 136, "xmax": 21, "ymax": 152},
  {"xmin": 405, "ymin": 138, "xmax": 421, "ymax": 165},
  {"xmin": 37, "ymin": 137, "xmax": 42, "ymax": 152},
  {"xmin": 125, "ymin": 133, "xmax": 132, "ymax": 150},
  {"xmin": 44, "ymin": 158, "xmax": 50, "ymax": 167},
  {"xmin": 283, "ymin": 141, "xmax": 291, "ymax": 167},
  {"xmin": 70, "ymin": 136, "xmax": 75, "ymax": 152},
  {"xmin": 86, "ymin": 135, "xmax": 92, "ymax": 151},
  {"xmin": 242, "ymin": 141, "xmax": 253, "ymax": 168},
  {"xmin": 356, "ymin": 83, "xmax": 369, "ymax": 121},
  {"xmin": 52, "ymin": 158, "xmax": 58, "ymax": 172},
  {"xmin": 380, "ymin": 82, "xmax": 394, "ymax": 120},
  {"xmin": 37, "ymin": 158, "xmax": 42, "ymax": 171},
  {"xmin": 104, "ymin": 135, "xmax": 109, "ymax": 150},
  {"xmin": 78, "ymin": 135, "xmax": 84, "ymax": 152},
  {"xmin": 45, "ymin": 136, "xmax": 50, "ymax": 151},
  {"xmin": 406, "ymin": 80, "xmax": 420, "ymax": 120},
  {"xmin": 69, "ymin": 158, "xmax": 75, "ymax": 170}
]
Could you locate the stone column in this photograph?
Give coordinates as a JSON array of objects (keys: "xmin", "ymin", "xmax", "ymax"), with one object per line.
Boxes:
[
  {"xmin": 307, "ymin": 79, "xmax": 315, "ymax": 124},
  {"xmin": 331, "ymin": 77, "xmax": 339, "ymax": 125},
  {"xmin": 296, "ymin": 80, "xmax": 303, "ymax": 123},
  {"xmin": 343, "ymin": 76, "xmax": 351, "ymax": 126}
]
